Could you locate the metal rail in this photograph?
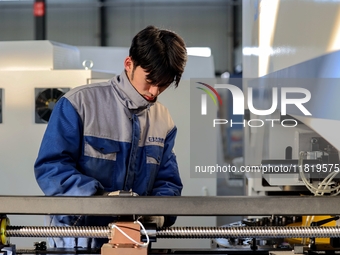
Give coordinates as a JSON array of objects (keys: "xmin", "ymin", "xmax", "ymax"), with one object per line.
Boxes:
[{"xmin": 1, "ymin": 196, "xmax": 340, "ymax": 216}]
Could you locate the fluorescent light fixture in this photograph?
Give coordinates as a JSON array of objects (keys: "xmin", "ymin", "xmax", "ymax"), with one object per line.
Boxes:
[
  {"xmin": 258, "ymin": 0, "xmax": 280, "ymax": 77},
  {"xmin": 243, "ymin": 46, "xmax": 296, "ymax": 56},
  {"xmin": 186, "ymin": 47, "xmax": 211, "ymax": 57},
  {"xmin": 328, "ymin": 5, "xmax": 340, "ymax": 51}
]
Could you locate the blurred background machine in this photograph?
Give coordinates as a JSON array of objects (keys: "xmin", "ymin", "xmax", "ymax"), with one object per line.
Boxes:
[
  {"xmin": 243, "ymin": 51, "xmax": 340, "ymax": 197},
  {"xmin": 211, "ymin": 1, "xmax": 340, "ymax": 253},
  {"xmin": 241, "ymin": 0, "xmax": 340, "ymax": 197},
  {"xmin": 0, "ymin": 40, "xmax": 114, "ymax": 247}
]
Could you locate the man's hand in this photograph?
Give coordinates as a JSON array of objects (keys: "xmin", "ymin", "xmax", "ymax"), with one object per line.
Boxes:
[
  {"xmin": 95, "ymin": 190, "xmax": 138, "ymax": 196},
  {"xmin": 140, "ymin": 216, "xmax": 165, "ymax": 228}
]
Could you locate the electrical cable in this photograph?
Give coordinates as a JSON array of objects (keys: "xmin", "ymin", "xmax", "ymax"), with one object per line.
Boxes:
[
  {"xmin": 110, "ymin": 219, "xmax": 149, "ymax": 248},
  {"xmin": 299, "ymin": 151, "xmax": 340, "ymax": 244},
  {"xmin": 298, "ymin": 151, "xmax": 340, "ymax": 195}
]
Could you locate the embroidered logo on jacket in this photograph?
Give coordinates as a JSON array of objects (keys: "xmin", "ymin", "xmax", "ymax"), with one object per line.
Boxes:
[{"xmin": 148, "ymin": 137, "xmax": 165, "ymax": 143}]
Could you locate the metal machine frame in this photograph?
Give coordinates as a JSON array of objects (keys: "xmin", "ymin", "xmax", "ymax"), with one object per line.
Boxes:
[
  {"xmin": 0, "ymin": 196, "xmax": 339, "ymax": 216},
  {"xmin": 1, "ymin": 196, "xmax": 340, "ymax": 255}
]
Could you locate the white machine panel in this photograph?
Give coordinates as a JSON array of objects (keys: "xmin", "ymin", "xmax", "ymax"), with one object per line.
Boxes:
[
  {"xmin": 0, "ymin": 41, "xmax": 80, "ymax": 71},
  {"xmin": 77, "ymin": 46, "xmax": 216, "ymax": 79}
]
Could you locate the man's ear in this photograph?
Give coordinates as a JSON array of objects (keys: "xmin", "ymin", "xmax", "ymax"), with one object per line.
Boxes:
[{"xmin": 124, "ymin": 56, "xmax": 133, "ymax": 72}]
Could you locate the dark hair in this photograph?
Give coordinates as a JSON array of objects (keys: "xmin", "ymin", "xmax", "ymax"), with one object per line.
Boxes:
[{"xmin": 129, "ymin": 25, "xmax": 187, "ymax": 88}]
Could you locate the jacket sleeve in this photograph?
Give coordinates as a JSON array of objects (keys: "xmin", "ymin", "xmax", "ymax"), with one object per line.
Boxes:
[
  {"xmin": 151, "ymin": 126, "xmax": 183, "ymax": 226},
  {"xmin": 151, "ymin": 126, "xmax": 183, "ymax": 197},
  {"xmin": 34, "ymin": 97, "xmax": 104, "ymax": 196}
]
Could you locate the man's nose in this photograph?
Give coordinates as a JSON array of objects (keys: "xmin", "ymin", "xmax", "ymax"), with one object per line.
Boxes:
[{"xmin": 149, "ymin": 86, "xmax": 160, "ymax": 96}]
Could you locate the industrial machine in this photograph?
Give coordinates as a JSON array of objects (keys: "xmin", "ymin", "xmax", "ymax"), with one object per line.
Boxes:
[
  {"xmin": 242, "ymin": 0, "xmax": 340, "ymax": 198},
  {"xmin": 177, "ymin": 49, "xmax": 340, "ymax": 253},
  {"xmin": 233, "ymin": 0, "xmax": 340, "ymax": 252},
  {"xmin": 243, "ymin": 49, "xmax": 340, "ymax": 197},
  {"xmin": 0, "ymin": 40, "xmax": 114, "ymax": 199},
  {"xmin": 2, "ymin": 196, "xmax": 340, "ymax": 255}
]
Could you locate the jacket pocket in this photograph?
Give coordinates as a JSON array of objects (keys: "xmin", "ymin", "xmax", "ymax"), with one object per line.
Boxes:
[
  {"xmin": 146, "ymin": 146, "xmax": 163, "ymax": 165},
  {"xmin": 84, "ymin": 136, "xmax": 120, "ymax": 161},
  {"xmin": 145, "ymin": 146, "xmax": 163, "ymax": 194}
]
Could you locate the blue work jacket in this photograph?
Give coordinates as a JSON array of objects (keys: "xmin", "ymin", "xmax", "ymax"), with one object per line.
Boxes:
[{"xmin": 34, "ymin": 71, "xmax": 183, "ymax": 248}]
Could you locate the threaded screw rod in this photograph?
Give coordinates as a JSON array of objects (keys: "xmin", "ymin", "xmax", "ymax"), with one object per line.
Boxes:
[
  {"xmin": 6, "ymin": 225, "xmax": 340, "ymax": 239},
  {"xmin": 6, "ymin": 226, "xmax": 110, "ymax": 238},
  {"xmin": 156, "ymin": 226, "xmax": 340, "ymax": 239}
]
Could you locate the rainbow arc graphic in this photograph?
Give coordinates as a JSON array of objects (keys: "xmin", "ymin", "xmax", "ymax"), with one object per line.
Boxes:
[{"xmin": 196, "ymin": 82, "xmax": 222, "ymax": 115}]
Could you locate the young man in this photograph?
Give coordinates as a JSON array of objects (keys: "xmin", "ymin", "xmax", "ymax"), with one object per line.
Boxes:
[{"xmin": 34, "ymin": 25, "xmax": 187, "ymax": 248}]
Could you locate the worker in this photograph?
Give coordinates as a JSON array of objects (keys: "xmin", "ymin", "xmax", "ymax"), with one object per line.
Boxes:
[{"xmin": 34, "ymin": 25, "xmax": 187, "ymax": 249}]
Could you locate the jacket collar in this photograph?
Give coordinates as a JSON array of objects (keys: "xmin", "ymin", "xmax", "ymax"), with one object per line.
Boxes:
[{"xmin": 111, "ymin": 70, "xmax": 154, "ymax": 110}]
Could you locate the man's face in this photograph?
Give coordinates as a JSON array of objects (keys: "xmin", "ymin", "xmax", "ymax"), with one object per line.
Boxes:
[{"xmin": 124, "ymin": 57, "xmax": 168, "ymax": 102}]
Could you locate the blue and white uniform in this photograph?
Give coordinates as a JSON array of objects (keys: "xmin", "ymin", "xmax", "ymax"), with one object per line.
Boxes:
[{"xmin": 34, "ymin": 71, "xmax": 183, "ymax": 248}]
